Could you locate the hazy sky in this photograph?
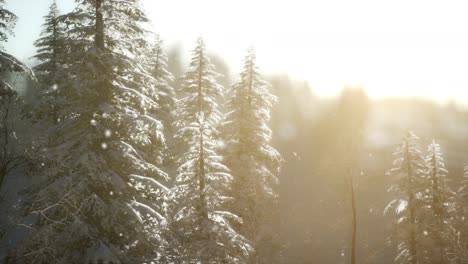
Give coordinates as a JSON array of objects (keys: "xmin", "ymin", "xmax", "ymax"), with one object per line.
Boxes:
[{"xmin": 5, "ymin": 0, "xmax": 468, "ymax": 103}]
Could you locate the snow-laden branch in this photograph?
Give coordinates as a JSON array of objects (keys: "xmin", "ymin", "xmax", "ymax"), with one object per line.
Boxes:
[
  {"xmin": 130, "ymin": 199, "xmax": 166, "ymax": 225},
  {"xmin": 129, "ymin": 174, "xmax": 169, "ymax": 192}
]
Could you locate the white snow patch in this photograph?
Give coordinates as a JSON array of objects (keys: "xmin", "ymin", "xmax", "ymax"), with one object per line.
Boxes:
[{"xmin": 396, "ymin": 200, "xmax": 407, "ymax": 214}]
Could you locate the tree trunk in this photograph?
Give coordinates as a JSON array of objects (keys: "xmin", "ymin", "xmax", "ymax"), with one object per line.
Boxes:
[
  {"xmin": 432, "ymin": 152, "xmax": 444, "ymax": 264},
  {"xmin": 405, "ymin": 140, "xmax": 417, "ymax": 264},
  {"xmin": 0, "ymin": 166, "xmax": 6, "ymax": 192},
  {"xmin": 197, "ymin": 45, "xmax": 207, "ymax": 219},
  {"xmin": 350, "ymin": 174, "xmax": 357, "ymax": 264},
  {"xmin": 198, "ymin": 125, "xmax": 207, "ymax": 219},
  {"xmin": 51, "ymin": 7, "xmax": 59, "ymax": 125},
  {"xmin": 95, "ymin": 0, "xmax": 104, "ymax": 49}
]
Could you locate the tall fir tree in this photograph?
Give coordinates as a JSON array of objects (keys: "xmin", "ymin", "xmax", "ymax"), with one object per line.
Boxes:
[
  {"xmin": 129, "ymin": 33, "xmax": 175, "ymax": 240},
  {"xmin": 223, "ymin": 48, "xmax": 281, "ymax": 263},
  {"xmin": 460, "ymin": 165, "xmax": 468, "ymax": 261},
  {"xmin": 421, "ymin": 141, "xmax": 462, "ymax": 264},
  {"xmin": 12, "ymin": 1, "xmax": 170, "ymax": 263},
  {"xmin": 147, "ymin": 35, "xmax": 175, "ymax": 132},
  {"xmin": 171, "ymin": 38, "xmax": 251, "ymax": 263},
  {"xmin": 33, "ymin": 0, "xmax": 67, "ymax": 124},
  {"xmin": 138, "ymin": 35, "xmax": 176, "ymax": 179},
  {"xmin": 385, "ymin": 132, "xmax": 425, "ymax": 264}
]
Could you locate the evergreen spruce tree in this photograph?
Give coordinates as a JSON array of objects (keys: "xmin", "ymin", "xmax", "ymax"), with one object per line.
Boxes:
[
  {"xmin": 12, "ymin": 1, "xmax": 170, "ymax": 263},
  {"xmin": 147, "ymin": 35, "xmax": 175, "ymax": 132},
  {"xmin": 129, "ymin": 34, "xmax": 176, "ymax": 252},
  {"xmin": 33, "ymin": 0, "xmax": 67, "ymax": 124},
  {"xmin": 138, "ymin": 35, "xmax": 176, "ymax": 179},
  {"xmin": 421, "ymin": 141, "xmax": 462, "ymax": 264},
  {"xmin": 171, "ymin": 38, "xmax": 251, "ymax": 263},
  {"xmin": 460, "ymin": 165, "xmax": 468, "ymax": 260},
  {"xmin": 385, "ymin": 132, "xmax": 425, "ymax": 264},
  {"xmin": 223, "ymin": 48, "xmax": 281, "ymax": 263}
]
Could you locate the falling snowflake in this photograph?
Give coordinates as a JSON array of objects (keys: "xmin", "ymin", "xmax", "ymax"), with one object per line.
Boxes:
[
  {"xmin": 216, "ymin": 140, "xmax": 225, "ymax": 149},
  {"xmin": 101, "ymin": 142, "xmax": 108, "ymax": 150},
  {"xmin": 51, "ymin": 84, "xmax": 58, "ymax": 91},
  {"xmin": 90, "ymin": 119, "xmax": 97, "ymax": 126},
  {"xmin": 292, "ymin": 152, "xmax": 301, "ymax": 160},
  {"xmin": 104, "ymin": 129, "xmax": 112, "ymax": 138},
  {"xmin": 423, "ymin": 230, "xmax": 428, "ymax": 236}
]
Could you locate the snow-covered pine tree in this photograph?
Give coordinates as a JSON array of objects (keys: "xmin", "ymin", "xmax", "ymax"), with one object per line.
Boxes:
[
  {"xmin": 136, "ymin": 35, "xmax": 176, "ymax": 178},
  {"xmin": 127, "ymin": 33, "xmax": 176, "ymax": 254},
  {"xmin": 147, "ymin": 35, "xmax": 175, "ymax": 132},
  {"xmin": 421, "ymin": 141, "xmax": 463, "ymax": 264},
  {"xmin": 33, "ymin": 0, "xmax": 67, "ymax": 124},
  {"xmin": 223, "ymin": 48, "xmax": 281, "ymax": 263},
  {"xmin": 460, "ymin": 165, "xmax": 468, "ymax": 260},
  {"xmin": 385, "ymin": 131, "xmax": 425, "ymax": 264},
  {"xmin": 146, "ymin": 35, "xmax": 176, "ymax": 224},
  {"xmin": 12, "ymin": 1, "xmax": 170, "ymax": 263},
  {"xmin": 171, "ymin": 38, "xmax": 251, "ymax": 263}
]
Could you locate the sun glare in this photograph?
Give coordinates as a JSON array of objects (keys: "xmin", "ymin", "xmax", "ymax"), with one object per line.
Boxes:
[{"xmin": 142, "ymin": 0, "xmax": 468, "ymax": 103}]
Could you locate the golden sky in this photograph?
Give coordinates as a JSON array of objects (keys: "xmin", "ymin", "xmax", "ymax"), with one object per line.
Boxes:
[{"xmin": 6, "ymin": 0, "xmax": 468, "ymax": 103}]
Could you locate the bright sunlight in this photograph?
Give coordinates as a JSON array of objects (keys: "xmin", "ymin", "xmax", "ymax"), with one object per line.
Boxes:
[
  {"xmin": 2, "ymin": 1, "xmax": 468, "ymax": 264},
  {"xmin": 6, "ymin": 0, "xmax": 468, "ymax": 102}
]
